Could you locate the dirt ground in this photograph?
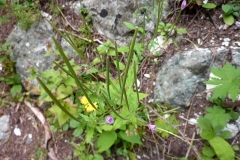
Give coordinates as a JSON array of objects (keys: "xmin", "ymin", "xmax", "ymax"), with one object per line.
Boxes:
[{"xmin": 1, "ymin": 0, "xmax": 240, "ymax": 160}]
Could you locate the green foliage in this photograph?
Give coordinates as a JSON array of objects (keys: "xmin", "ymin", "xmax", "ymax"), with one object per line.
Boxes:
[
  {"xmin": 222, "ymin": 4, "xmax": 240, "ymax": 26},
  {"xmin": 198, "ymin": 62, "xmax": 240, "ymax": 159},
  {"xmin": 205, "ymin": 106, "xmax": 231, "ymax": 128},
  {"xmin": 11, "ymin": 0, "xmax": 41, "ymax": 30},
  {"xmin": 205, "ymin": 62, "xmax": 240, "ymax": 102},
  {"xmin": 209, "ymin": 136, "xmax": 235, "ymax": 160},
  {"xmin": 202, "ymin": 3, "xmax": 217, "ymax": 9},
  {"xmin": 0, "ymin": 42, "xmax": 23, "ymax": 99},
  {"xmin": 154, "ymin": 115, "xmax": 179, "ymax": 138}
]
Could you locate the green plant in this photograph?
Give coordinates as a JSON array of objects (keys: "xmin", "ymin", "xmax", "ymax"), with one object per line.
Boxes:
[
  {"xmin": 11, "ymin": 0, "xmax": 41, "ymax": 30},
  {"xmin": 0, "ymin": 42, "xmax": 23, "ymax": 100},
  {"xmin": 202, "ymin": 2, "xmax": 240, "ymax": 26},
  {"xmin": 222, "ymin": 4, "xmax": 240, "ymax": 25},
  {"xmin": 35, "ymin": 21, "xmax": 152, "ymax": 159},
  {"xmin": 197, "ymin": 62, "xmax": 240, "ymax": 159}
]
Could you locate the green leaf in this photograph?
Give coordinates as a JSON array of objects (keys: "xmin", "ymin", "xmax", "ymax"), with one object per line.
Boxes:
[
  {"xmin": 222, "ymin": 4, "xmax": 231, "ymax": 13},
  {"xmin": 232, "ymin": 12, "xmax": 239, "ymax": 17},
  {"xmin": 101, "ymin": 124, "xmax": 113, "ymax": 131},
  {"xmin": 202, "ymin": 146, "xmax": 215, "ymax": 158},
  {"xmin": 73, "ymin": 126, "xmax": 83, "ymax": 137},
  {"xmin": 10, "ymin": 85, "xmax": 22, "ymax": 97},
  {"xmin": 232, "ymin": 145, "xmax": 240, "ymax": 151},
  {"xmin": 118, "ymin": 46, "xmax": 129, "ymax": 52},
  {"xmin": 205, "ymin": 106, "xmax": 231, "ymax": 128},
  {"xmin": 154, "ymin": 115, "xmax": 179, "ymax": 138},
  {"xmin": 219, "ymin": 130, "xmax": 231, "ymax": 139},
  {"xmin": 124, "ymin": 22, "xmax": 135, "ymax": 30},
  {"xmin": 223, "ymin": 14, "xmax": 235, "ymax": 25},
  {"xmin": 85, "ymin": 127, "xmax": 94, "ymax": 143},
  {"xmin": 197, "ymin": 117, "xmax": 215, "ymax": 140},
  {"xmin": 128, "ymin": 151, "xmax": 137, "ymax": 160},
  {"xmin": 202, "ymin": 3, "xmax": 217, "ymax": 9},
  {"xmin": 177, "ymin": 28, "xmax": 187, "ymax": 35},
  {"xmin": 205, "ymin": 62, "xmax": 240, "ymax": 101},
  {"xmin": 118, "ymin": 130, "xmax": 142, "ymax": 145},
  {"xmin": 97, "ymin": 131, "xmax": 117, "ymax": 152},
  {"xmin": 113, "ymin": 60, "xmax": 125, "ymax": 70},
  {"xmin": 209, "ymin": 136, "xmax": 235, "ymax": 160}
]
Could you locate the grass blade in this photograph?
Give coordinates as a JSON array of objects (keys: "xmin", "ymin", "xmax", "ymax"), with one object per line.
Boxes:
[
  {"xmin": 120, "ymin": 27, "xmax": 138, "ymax": 104},
  {"xmin": 52, "ymin": 36, "xmax": 98, "ymax": 110}
]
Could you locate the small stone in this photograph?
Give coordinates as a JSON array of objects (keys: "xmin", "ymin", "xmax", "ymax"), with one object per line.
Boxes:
[
  {"xmin": 0, "ymin": 63, "xmax": 2, "ymax": 70},
  {"xmin": 236, "ymin": 21, "xmax": 240, "ymax": 27},
  {"xmin": 144, "ymin": 74, "xmax": 150, "ymax": 78},
  {"xmin": 25, "ymin": 134, "xmax": 32, "ymax": 144},
  {"xmin": 14, "ymin": 128, "xmax": 21, "ymax": 136},
  {"xmin": 223, "ymin": 38, "xmax": 231, "ymax": 42},
  {"xmin": 137, "ymin": 155, "xmax": 141, "ymax": 159},
  {"xmin": 188, "ymin": 118, "xmax": 198, "ymax": 125},
  {"xmin": 0, "ymin": 115, "xmax": 10, "ymax": 144},
  {"xmin": 222, "ymin": 41, "xmax": 230, "ymax": 47}
]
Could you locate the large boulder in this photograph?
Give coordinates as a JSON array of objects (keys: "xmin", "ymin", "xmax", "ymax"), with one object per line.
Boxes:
[
  {"xmin": 71, "ymin": 0, "xmax": 171, "ymax": 45},
  {"xmin": 7, "ymin": 19, "xmax": 56, "ymax": 92},
  {"xmin": 154, "ymin": 47, "xmax": 229, "ymax": 108}
]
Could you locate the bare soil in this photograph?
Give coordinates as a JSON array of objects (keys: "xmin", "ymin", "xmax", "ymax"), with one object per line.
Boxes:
[{"xmin": 1, "ymin": 1, "xmax": 240, "ymax": 160}]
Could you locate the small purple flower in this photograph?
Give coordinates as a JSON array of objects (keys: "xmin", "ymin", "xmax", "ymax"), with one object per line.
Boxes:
[
  {"xmin": 106, "ymin": 116, "xmax": 114, "ymax": 124},
  {"xmin": 148, "ymin": 124, "xmax": 156, "ymax": 131},
  {"xmin": 181, "ymin": 0, "xmax": 187, "ymax": 10}
]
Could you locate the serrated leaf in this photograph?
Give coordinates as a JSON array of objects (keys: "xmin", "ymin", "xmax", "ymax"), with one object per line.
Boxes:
[
  {"xmin": 197, "ymin": 117, "xmax": 216, "ymax": 140},
  {"xmin": 209, "ymin": 136, "xmax": 235, "ymax": 160},
  {"xmin": 10, "ymin": 85, "xmax": 22, "ymax": 97},
  {"xmin": 85, "ymin": 127, "xmax": 94, "ymax": 143},
  {"xmin": 223, "ymin": 14, "xmax": 235, "ymax": 26},
  {"xmin": 97, "ymin": 131, "xmax": 117, "ymax": 152},
  {"xmin": 205, "ymin": 106, "xmax": 231, "ymax": 128},
  {"xmin": 205, "ymin": 62, "xmax": 240, "ymax": 101}
]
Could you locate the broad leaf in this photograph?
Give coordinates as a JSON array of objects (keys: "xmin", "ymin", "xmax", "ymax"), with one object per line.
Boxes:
[
  {"xmin": 97, "ymin": 131, "xmax": 117, "ymax": 152},
  {"xmin": 222, "ymin": 4, "xmax": 231, "ymax": 13},
  {"xmin": 223, "ymin": 14, "xmax": 235, "ymax": 26},
  {"xmin": 209, "ymin": 136, "xmax": 235, "ymax": 160},
  {"xmin": 202, "ymin": 3, "xmax": 217, "ymax": 9},
  {"xmin": 118, "ymin": 130, "xmax": 142, "ymax": 145}
]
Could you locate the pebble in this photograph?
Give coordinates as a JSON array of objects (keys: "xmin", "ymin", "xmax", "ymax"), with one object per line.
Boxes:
[
  {"xmin": 188, "ymin": 118, "xmax": 198, "ymax": 125},
  {"xmin": 236, "ymin": 21, "xmax": 240, "ymax": 27},
  {"xmin": 14, "ymin": 127, "xmax": 21, "ymax": 136},
  {"xmin": 144, "ymin": 74, "xmax": 150, "ymax": 78},
  {"xmin": 0, "ymin": 63, "xmax": 2, "ymax": 70}
]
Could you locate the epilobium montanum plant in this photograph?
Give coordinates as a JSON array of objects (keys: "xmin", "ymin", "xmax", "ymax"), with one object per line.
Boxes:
[
  {"xmin": 36, "ymin": 20, "xmax": 166, "ymax": 159},
  {"xmin": 197, "ymin": 62, "xmax": 240, "ymax": 159}
]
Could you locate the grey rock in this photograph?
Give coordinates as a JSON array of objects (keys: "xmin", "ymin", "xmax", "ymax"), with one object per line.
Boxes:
[
  {"xmin": 154, "ymin": 48, "xmax": 228, "ymax": 108},
  {"xmin": 7, "ymin": 19, "xmax": 56, "ymax": 90},
  {"xmin": 222, "ymin": 123, "xmax": 239, "ymax": 139},
  {"xmin": 231, "ymin": 47, "xmax": 240, "ymax": 67},
  {"xmin": 72, "ymin": 0, "xmax": 172, "ymax": 45},
  {"xmin": 0, "ymin": 115, "xmax": 10, "ymax": 145}
]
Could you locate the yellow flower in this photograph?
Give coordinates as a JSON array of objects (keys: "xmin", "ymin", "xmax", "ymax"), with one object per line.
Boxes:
[{"xmin": 80, "ymin": 96, "xmax": 98, "ymax": 112}]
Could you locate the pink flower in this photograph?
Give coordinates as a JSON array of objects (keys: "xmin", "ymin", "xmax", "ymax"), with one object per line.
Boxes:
[
  {"xmin": 181, "ymin": 0, "xmax": 187, "ymax": 10},
  {"xmin": 106, "ymin": 116, "xmax": 114, "ymax": 124},
  {"xmin": 148, "ymin": 124, "xmax": 156, "ymax": 131}
]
